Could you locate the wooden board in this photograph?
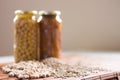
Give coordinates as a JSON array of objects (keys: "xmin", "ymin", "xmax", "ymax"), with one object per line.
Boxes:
[{"xmin": 0, "ymin": 55, "xmax": 119, "ymax": 80}]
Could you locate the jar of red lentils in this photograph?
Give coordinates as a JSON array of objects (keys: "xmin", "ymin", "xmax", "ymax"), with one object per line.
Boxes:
[{"xmin": 38, "ymin": 11, "xmax": 62, "ymax": 60}]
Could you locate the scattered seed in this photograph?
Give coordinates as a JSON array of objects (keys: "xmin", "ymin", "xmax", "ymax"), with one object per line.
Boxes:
[{"xmin": 2, "ymin": 58, "xmax": 108, "ymax": 79}]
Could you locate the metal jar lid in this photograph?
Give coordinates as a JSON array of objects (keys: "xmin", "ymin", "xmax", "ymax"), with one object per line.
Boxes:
[
  {"xmin": 39, "ymin": 10, "xmax": 61, "ymax": 16},
  {"xmin": 15, "ymin": 10, "xmax": 37, "ymax": 15}
]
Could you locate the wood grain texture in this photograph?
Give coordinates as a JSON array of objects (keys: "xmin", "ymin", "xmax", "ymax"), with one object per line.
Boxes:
[{"xmin": 0, "ymin": 55, "xmax": 119, "ymax": 80}]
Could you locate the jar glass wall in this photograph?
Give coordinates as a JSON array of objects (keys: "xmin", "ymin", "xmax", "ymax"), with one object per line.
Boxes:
[
  {"xmin": 38, "ymin": 11, "xmax": 62, "ymax": 60},
  {"xmin": 13, "ymin": 10, "xmax": 39, "ymax": 62}
]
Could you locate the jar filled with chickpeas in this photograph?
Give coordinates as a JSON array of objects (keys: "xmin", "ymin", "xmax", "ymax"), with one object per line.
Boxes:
[
  {"xmin": 38, "ymin": 11, "xmax": 62, "ymax": 60},
  {"xmin": 13, "ymin": 10, "xmax": 39, "ymax": 62}
]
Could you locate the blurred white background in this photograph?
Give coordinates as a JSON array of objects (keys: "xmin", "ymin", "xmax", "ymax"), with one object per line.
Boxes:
[{"xmin": 0, "ymin": 0, "xmax": 120, "ymax": 56}]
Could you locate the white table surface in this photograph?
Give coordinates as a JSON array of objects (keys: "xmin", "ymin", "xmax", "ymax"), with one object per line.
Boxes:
[
  {"xmin": 1, "ymin": 51, "xmax": 120, "ymax": 63},
  {"xmin": 1, "ymin": 52, "xmax": 120, "ymax": 71}
]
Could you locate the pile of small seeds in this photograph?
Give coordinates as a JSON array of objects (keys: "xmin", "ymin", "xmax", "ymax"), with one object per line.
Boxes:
[
  {"xmin": 42, "ymin": 58, "xmax": 107, "ymax": 78},
  {"xmin": 2, "ymin": 58, "xmax": 107, "ymax": 79},
  {"xmin": 2, "ymin": 61, "xmax": 51, "ymax": 78}
]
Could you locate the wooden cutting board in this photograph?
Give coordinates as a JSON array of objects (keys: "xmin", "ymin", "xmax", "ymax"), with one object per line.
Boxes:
[{"xmin": 0, "ymin": 55, "xmax": 119, "ymax": 80}]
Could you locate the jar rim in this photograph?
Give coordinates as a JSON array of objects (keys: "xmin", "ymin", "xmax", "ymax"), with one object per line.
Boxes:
[
  {"xmin": 15, "ymin": 10, "xmax": 37, "ymax": 15},
  {"xmin": 39, "ymin": 10, "xmax": 61, "ymax": 16}
]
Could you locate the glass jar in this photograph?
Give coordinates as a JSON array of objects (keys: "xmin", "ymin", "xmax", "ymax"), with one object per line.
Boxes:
[
  {"xmin": 13, "ymin": 10, "xmax": 39, "ymax": 62},
  {"xmin": 38, "ymin": 11, "xmax": 62, "ymax": 60}
]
